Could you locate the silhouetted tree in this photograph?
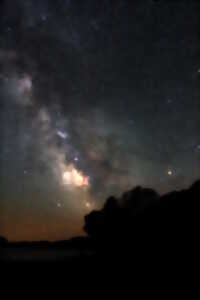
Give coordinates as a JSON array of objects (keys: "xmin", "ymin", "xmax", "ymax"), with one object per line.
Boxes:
[{"xmin": 84, "ymin": 180, "xmax": 200, "ymax": 259}]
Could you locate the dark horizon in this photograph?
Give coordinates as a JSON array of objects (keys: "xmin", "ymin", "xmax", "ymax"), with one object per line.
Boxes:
[
  {"xmin": 1, "ymin": 177, "xmax": 200, "ymax": 243},
  {"xmin": 1, "ymin": 178, "xmax": 200, "ymax": 264}
]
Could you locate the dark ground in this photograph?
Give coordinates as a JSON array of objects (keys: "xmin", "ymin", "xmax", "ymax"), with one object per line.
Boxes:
[{"xmin": 1, "ymin": 180, "xmax": 200, "ymax": 268}]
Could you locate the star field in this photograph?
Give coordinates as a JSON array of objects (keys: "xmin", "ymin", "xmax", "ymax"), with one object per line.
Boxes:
[{"xmin": 0, "ymin": 0, "xmax": 200, "ymax": 241}]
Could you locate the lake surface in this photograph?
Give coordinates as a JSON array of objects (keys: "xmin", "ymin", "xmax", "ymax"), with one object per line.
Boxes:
[{"xmin": 1, "ymin": 246, "xmax": 94, "ymax": 262}]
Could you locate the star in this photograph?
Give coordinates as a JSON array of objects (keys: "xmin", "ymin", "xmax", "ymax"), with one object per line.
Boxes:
[
  {"xmin": 41, "ymin": 14, "xmax": 47, "ymax": 22},
  {"xmin": 18, "ymin": 75, "xmax": 32, "ymax": 94},
  {"xmin": 167, "ymin": 99, "xmax": 173, "ymax": 104},
  {"xmin": 167, "ymin": 170, "xmax": 173, "ymax": 176},
  {"xmin": 128, "ymin": 119, "xmax": 135, "ymax": 125},
  {"xmin": 85, "ymin": 202, "xmax": 91, "ymax": 209}
]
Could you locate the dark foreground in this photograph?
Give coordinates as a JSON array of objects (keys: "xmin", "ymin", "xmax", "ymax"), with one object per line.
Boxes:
[
  {"xmin": 0, "ymin": 237, "xmax": 95, "ymax": 262},
  {"xmin": 1, "ymin": 246, "xmax": 94, "ymax": 262},
  {"xmin": 1, "ymin": 180, "xmax": 200, "ymax": 266}
]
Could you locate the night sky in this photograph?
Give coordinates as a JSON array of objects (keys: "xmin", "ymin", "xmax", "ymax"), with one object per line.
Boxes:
[{"xmin": 0, "ymin": 0, "xmax": 200, "ymax": 241}]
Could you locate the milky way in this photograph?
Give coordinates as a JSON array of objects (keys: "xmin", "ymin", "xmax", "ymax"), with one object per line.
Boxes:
[{"xmin": 0, "ymin": 0, "xmax": 200, "ymax": 241}]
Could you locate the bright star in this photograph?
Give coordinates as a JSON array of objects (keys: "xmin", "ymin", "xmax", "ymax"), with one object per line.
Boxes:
[{"xmin": 168, "ymin": 170, "xmax": 173, "ymax": 176}]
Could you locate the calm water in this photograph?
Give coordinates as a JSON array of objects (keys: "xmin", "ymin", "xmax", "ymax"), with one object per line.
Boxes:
[{"xmin": 1, "ymin": 247, "xmax": 94, "ymax": 262}]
